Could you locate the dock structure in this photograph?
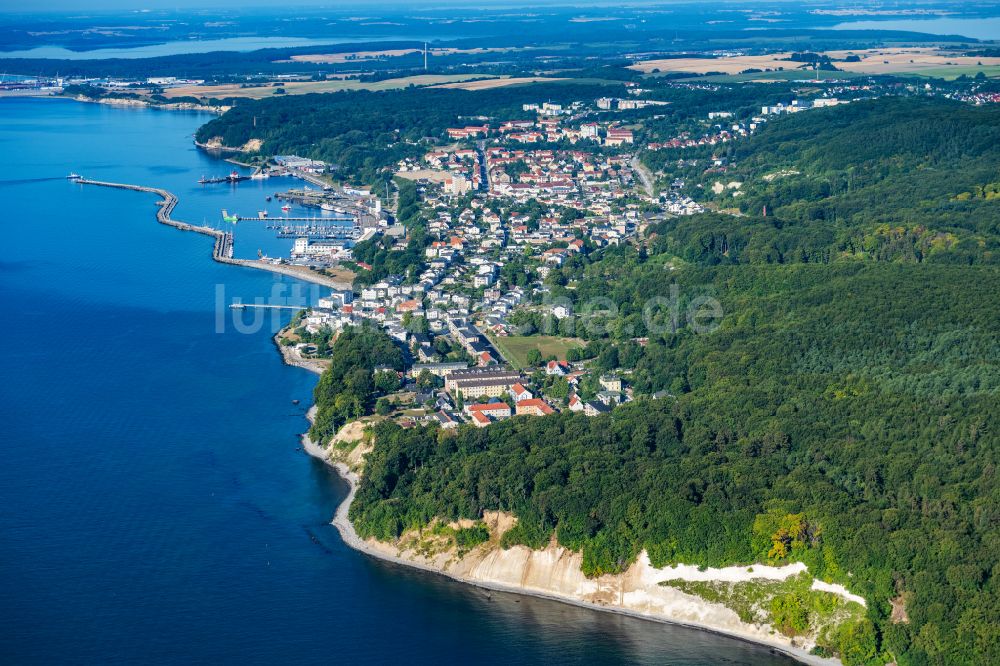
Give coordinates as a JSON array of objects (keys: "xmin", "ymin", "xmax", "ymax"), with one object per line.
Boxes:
[
  {"xmin": 229, "ymin": 303, "xmax": 305, "ymax": 311},
  {"xmin": 288, "ymin": 168, "xmax": 330, "ymax": 190},
  {"xmin": 250, "ymin": 215, "xmax": 354, "ymax": 223},
  {"xmin": 268, "ymin": 223, "xmax": 360, "ymax": 240},
  {"xmin": 198, "ymin": 174, "xmax": 249, "ymax": 185},
  {"xmin": 74, "ymin": 178, "xmax": 351, "ymax": 290}
]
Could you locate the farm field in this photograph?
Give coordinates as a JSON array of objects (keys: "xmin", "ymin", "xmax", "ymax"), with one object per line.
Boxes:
[
  {"xmin": 630, "ymin": 53, "xmax": 796, "ymax": 75},
  {"xmin": 432, "ymin": 76, "xmax": 568, "ymax": 90},
  {"xmin": 830, "ymin": 47, "xmax": 1000, "ymax": 75},
  {"xmin": 163, "ymin": 74, "xmax": 492, "ymax": 99},
  {"xmin": 633, "ymin": 47, "xmax": 1000, "ymax": 79}
]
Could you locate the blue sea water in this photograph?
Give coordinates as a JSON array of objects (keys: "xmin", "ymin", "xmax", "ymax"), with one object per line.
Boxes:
[
  {"xmin": 832, "ymin": 16, "xmax": 1000, "ymax": 41},
  {"xmin": 0, "ymin": 98, "xmax": 797, "ymax": 665}
]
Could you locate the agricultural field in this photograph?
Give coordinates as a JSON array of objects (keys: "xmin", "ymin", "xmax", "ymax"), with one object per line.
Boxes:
[
  {"xmin": 830, "ymin": 47, "xmax": 1000, "ymax": 75},
  {"xmin": 163, "ymin": 74, "xmax": 494, "ymax": 99},
  {"xmin": 630, "ymin": 53, "xmax": 797, "ymax": 75},
  {"xmin": 431, "ymin": 76, "xmax": 568, "ymax": 90},
  {"xmin": 633, "ymin": 48, "xmax": 1000, "ymax": 80}
]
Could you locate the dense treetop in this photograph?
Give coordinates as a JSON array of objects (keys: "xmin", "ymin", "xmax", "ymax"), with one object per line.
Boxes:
[
  {"xmin": 346, "ymin": 97, "xmax": 1000, "ymax": 665},
  {"xmin": 644, "ymin": 98, "xmax": 1000, "ymax": 265}
]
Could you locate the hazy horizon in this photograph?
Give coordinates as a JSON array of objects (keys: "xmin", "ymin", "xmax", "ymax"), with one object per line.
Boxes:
[{"xmin": 0, "ymin": 0, "xmax": 876, "ymax": 14}]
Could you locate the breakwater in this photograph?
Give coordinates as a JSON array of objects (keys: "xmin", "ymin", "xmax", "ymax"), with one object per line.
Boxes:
[{"xmin": 76, "ymin": 178, "xmax": 351, "ymax": 289}]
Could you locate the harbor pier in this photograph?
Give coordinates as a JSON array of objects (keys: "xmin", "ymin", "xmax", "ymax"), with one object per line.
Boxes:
[{"xmin": 74, "ymin": 178, "xmax": 351, "ymax": 290}]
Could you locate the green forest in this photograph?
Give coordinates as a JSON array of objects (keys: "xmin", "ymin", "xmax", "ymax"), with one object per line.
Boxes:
[
  {"xmin": 351, "ymin": 260, "xmax": 999, "ymax": 665},
  {"xmin": 643, "ymin": 98, "xmax": 1000, "ymax": 265},
  {"xmin": 194, "ymin": 83, "xmax": 621, "ymax": 186},
  {"xmin": 343, "ymin": 98, "xmax": 1000, "ymax": 665},
  {"xmin": 308, "ymin": 325, "xmax": 404, "ymax": 445}
]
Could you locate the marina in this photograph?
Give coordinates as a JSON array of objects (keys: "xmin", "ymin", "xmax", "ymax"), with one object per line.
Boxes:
[
  {"xmin": 270, "ymin": 224, "xmax": 360, "ymax": 239},
  {"xmin": 72, "ymin": 177, "xmax": 350, "ymax": 289}
]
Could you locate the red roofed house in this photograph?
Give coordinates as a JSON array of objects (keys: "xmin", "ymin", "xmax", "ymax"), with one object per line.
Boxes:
[
  {"xmin": 516, "ymin": 398, "xmax": 555, "ymax": 417},
  {"xmin": 447, "ymin": 125, "xmax": 489, "ymax": 139},
  {"xmin": 605, "ymin": 128, "xmax": 634, "ymax": 146},
  {"xmin": 546, "ymin": 360, "xmax": 571, "ymax": 376},
  {"xmin": 509, "ymin": 383, "xmax": 533, "ymax": 402},
  {"xmin": 466, "ymin": 402, "xmax": 512, "ymax": 426}
]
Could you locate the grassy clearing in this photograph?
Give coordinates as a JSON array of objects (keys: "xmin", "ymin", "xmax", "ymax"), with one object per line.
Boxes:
[{"xmin": 493, "ymin": 335, "xmax": 582, "ymax": 369}]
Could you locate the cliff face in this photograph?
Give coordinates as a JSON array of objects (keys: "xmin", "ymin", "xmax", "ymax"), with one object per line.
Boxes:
[
  {"xmin": 315, "ymin": 429, "xmax": 857, "ymax": 666},
  {"xmin": 353, "ymin": 511, "xmax": 852, "ymax": 665}
]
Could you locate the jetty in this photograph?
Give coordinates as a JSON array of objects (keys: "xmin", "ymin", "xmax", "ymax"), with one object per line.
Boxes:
[
  {"xmin": 75, "ymin": 178, "xmax": 352, "ymax": 290},
  {"xmin": 229, "ymin": 303, "xmax": 304, "ymax": 310}
]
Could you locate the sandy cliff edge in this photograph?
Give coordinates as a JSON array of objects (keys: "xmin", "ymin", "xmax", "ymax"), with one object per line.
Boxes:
[{"xmin": 294, "ymin": 412, "xmax": 847, "ymax": 666}]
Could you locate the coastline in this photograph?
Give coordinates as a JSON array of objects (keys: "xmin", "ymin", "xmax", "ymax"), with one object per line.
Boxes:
[
  {"xmin": 292, "ymin": 398, "xmax": 839, "ymax": 666},
  {"xmin": 71, "ymin": 94, "xmax": 230, "ymax": 115},
  {"xmin": 273, "ymin": 330, "xmax": 329, "ymax": 375}
]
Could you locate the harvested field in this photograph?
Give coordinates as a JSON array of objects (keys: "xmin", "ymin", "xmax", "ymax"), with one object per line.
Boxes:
[
  {"xmin": 630, "ymin": 53, "xmax": 794, "ymax": 75},
  {"xmin": 163, "ymin": 74, "xmax": 493, "ymax": 99},
  {"xmin": 632, "ymin": 48, "xmax": 1000, "ymax": 79},
  {"xmin": 432, "ymin": 76, "xmax": 568, "ymax": 90},
  {"xmin": 829, "ymin": 48, "xmax": 1000, "ymax": 75}
]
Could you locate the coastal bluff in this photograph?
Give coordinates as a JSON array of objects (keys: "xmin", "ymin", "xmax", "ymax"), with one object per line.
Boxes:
[{"xmin": 302, "ymin": 425, "xmax": 860, "ymax": 666}]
